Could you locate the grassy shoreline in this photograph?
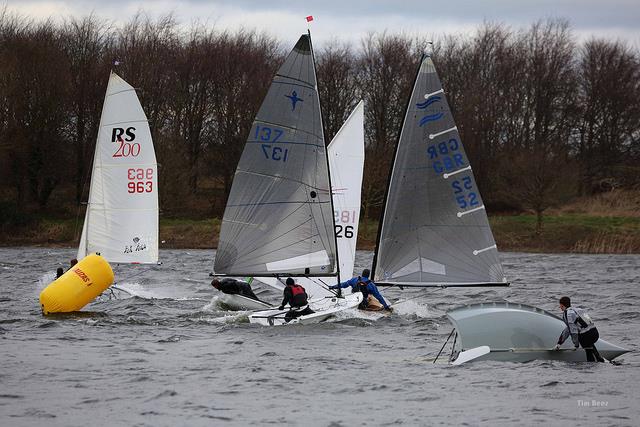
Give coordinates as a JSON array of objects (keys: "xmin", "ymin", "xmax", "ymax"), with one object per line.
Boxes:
[{"xmin": 2, "ymin": 214, "xmax": 639, "ymax": 254}]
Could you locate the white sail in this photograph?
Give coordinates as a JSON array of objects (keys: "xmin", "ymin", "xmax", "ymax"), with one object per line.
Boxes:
[
  {"xmin": 327, "ymin": 100, "xmax": 365, "ymax": 283},
  {"xmin": 261, "ymin": 101, "xmax": 365, "ymax": 298},
  {"xmin": 77, "ymin": 72, "xmax": 159, "ymax": 264}
]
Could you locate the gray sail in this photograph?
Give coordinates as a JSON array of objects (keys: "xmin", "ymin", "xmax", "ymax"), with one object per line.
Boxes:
[
  {"xmin": 214, "ymin": 35, "xmax": 337, "ymax": 277},
  {"xmin": 373, "ymin": 56, "xmax": 507, "ymax": 286}
]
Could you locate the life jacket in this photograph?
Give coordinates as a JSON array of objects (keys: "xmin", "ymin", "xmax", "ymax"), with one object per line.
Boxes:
[
  {"xmin": 289, "ymin": 284, "xmax": 308, "ymax": 307},
  {"xmin": 357, "ymin": 277, "xmax": 370, "ymax": 293},
  {"xmin": 568, "ymin": 307, "xmax": 596, "ymax": 333}
]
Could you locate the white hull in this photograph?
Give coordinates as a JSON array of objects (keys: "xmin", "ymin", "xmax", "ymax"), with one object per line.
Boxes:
[
  {"xmin": 249, "ymin": 293, "xmax": 363, "ymax": 326},
  {"xmin": 218, "ymin": 293, "xmax": 273, "ymax": 311}
]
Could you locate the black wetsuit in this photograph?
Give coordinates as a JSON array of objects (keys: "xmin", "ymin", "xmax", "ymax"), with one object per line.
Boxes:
[
  {"xmin": 216, "ymin": 278, "xmax": 259, "ymax": 301},
  {"xmin": 280, "ymin": 284, "xmax": 314, "ymax": 322}
]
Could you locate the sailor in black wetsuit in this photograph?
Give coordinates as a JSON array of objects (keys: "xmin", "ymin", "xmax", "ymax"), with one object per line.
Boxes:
[
  {"xmin": 279, "ymin": 277, "xmax": 314, "ymax": 322},
  {"xmin": 211, "ymin": 278, "xmax": 259, "ymax": 301}
]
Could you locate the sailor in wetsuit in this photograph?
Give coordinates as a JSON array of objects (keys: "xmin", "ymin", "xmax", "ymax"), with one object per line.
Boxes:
[
  {"xmin": 211, "ymin": 278, "xmax": 260, "ymax": 301},
  {"xmin": 279, "ymin": 278, "xmax": 314, "ymax": 322},
  {"xmin": 555, "ymin": 296, "xmax": 605, "ymax": 362},
  {"xmin": 329, "ymin": 268, "xmax": 392, "ymax": 311}
]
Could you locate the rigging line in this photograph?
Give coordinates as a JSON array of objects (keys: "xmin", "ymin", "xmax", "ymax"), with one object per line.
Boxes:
[
  {"xmin": 235, "ymin": 169, "xmax": 330, "ymax": 193},
  {"xmin": 113, "ymin": 264, "xmax": 153, "ymax": 284},
  {"xmin": 225, "ymin": 211, "xmax": 314, "ymax": 262},
  {"xmin": 218, "ymin": 199, "xmax": 309, "ymax": 262},
  {"xmin": 272, "ymin": 79, "xmax": 315, "ymax": 91},
  {"xmin": 433, "ymin": 329, "xmax": 455, "ymax": 364},
  {"xmin": 225, "ymin": 225, "xmax": 322, "ymax": 271},
  {"xmin": 252, "ymin": 119, "xmax": 323, "ymax": 141},
  {"xmin": 305, "ymin": 275, "xmax": 338, "ymax": 297}
]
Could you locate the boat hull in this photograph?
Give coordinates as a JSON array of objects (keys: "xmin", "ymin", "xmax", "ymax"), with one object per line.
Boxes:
[
  {"xmin": 218, "ymin": 293, "xmax": 273, "ymax": 311},
  {"xmin": 249, "ymin": 293, "xmax": 363, "ymax": 326},
  {"xmin": 466, "ymin": 341, "xmax": 629, "ymax": 363}
]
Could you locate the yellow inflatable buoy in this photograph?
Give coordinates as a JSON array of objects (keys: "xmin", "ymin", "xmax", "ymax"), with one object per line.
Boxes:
[{"xmin": 40, "ymin": 254, "xmax": 114, "ymax": 314}]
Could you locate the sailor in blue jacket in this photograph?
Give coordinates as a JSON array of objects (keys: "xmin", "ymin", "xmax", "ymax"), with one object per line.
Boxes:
[{"xmin": 329, "ymin": 269, "xmax": 392, "ymax": 311}]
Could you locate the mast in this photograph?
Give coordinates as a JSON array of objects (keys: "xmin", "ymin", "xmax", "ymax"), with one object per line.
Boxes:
[
  {"xmin": 79, "ymin": 70, "xmax": 113, "ymax": 259},
  {"xmin": 308, "ymin": 29, "xmax": 342, "ymax": 290}
]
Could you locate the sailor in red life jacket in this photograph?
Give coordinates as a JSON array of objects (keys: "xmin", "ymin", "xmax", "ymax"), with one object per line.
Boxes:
[
  {"xmin": 329, "ymin": 269, "xmax": 392, "ymax": 311},
  {"xmin": 279, "ymin": 278, "xmax": 314, "ymax": 322}
]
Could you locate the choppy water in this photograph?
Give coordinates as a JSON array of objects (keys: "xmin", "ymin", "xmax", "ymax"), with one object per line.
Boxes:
[{"xmin": 1, "ymin": 248, "xmax": 639, "ymax": 426}]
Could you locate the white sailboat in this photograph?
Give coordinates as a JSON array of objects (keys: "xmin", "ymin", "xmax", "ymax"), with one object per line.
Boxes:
[
  {"xmin": 212, "ymin": 33, "xmax": 361, "ymax": 325},
  {"xmin": 78, "ymin": 72, "xmax": 159, "ymax": 266}
]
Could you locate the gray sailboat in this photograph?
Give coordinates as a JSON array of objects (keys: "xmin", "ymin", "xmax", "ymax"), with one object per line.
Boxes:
[
  {"xmin": 213, "ymin": 33, "xmax": 361, "ymax": 325},
  {"xmin": 372, "ymin": 54, "xmax": 507, "ymax": 287},
  {"xmin": 375, "ymin": 54, "xmax": 628, "ymax": 362}
]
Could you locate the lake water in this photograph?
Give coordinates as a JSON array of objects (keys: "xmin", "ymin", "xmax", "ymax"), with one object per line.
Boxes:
[{"xmin": 1, "ymin": 248, "xmax": 638, "ymax": 426}]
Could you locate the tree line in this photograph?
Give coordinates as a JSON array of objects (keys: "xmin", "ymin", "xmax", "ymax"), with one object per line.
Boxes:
[{"xmin": 1, "ymin": 10, "xmax": 638, "ymax": 233}]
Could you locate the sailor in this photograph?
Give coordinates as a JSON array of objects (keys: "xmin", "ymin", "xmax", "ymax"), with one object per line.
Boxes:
[
  {"xmin": 211, "ymin": 278, "xmax": 260, "ymax": 301},
  {"xmin": 555, "ymin": 296, "xmax": 604, "ymax": 362},
  {"xmin": 329, "ymin": 269, "xmax": 392, "ymax": 311},
  {"xmin": 278, "ymin": 277, "xmax": 314, "ymax": 322},
  {"xmin": 55, "ymin": 267, "xmax": 64, "ymax": 279}
]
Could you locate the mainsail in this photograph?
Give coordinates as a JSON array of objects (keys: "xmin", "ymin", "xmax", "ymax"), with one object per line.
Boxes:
[
  {"xmin": 260, "ymin": 100, "xmax": 365, "ymax": 295},
  {"xmin": 214, "ymin": 34, "xmax": 337, "ymax": 277},
  {"xmin": 372, "ymin": 56, "xmax": 507, "ymax": 286},
  {"xmin": 78, "ymin": 72, "xmax": 159, "ymax": 264}
]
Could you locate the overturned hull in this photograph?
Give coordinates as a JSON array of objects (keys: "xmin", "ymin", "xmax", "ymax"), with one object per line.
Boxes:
[{"xmin": 447, "ymin": 302, "xmax": 629, "ymax": 363}]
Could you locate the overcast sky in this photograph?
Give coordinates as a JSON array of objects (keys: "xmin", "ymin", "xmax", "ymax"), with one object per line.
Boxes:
[{"xmin": 5, "ymin": 0, "xmax": 640, "ymax": 48}]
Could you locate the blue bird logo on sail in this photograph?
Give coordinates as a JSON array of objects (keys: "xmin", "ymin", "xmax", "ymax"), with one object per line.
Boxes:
[
  {"xmin": 285, "ymin": 90, "xmax": 303, "ymax": 111},
  {"xmin": 416, "ymin": 95, "xmax": 444, "ymax": 127}
]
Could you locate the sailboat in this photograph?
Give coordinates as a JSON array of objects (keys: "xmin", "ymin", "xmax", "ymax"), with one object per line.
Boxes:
[
  {"xmin": 374, "ymin": 54, "xmax": 628, "ymax": 363},
  {"xmin": 212, "ymin": 33, "xmax": 362, "ymax": 325},
  {"xmin": 78, "ymin": 71, "xmax": 159, "ymax": 268},
  {"xmin": 371, "ymin": 54, "xmax": 507, "ymax": 288},
  {"xmin": 259, "ymin": 101, "xmax": 365, "ymax": 295},
  {"xmin": 218, "ymin": 101, "xmax": 366, "ymax": 311}
]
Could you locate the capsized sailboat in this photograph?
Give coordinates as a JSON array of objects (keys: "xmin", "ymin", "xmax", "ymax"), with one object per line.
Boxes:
[
  {"xmin": 211, "ymin": 33, "xmax": 361, "ymax": 324},
  {"xmin": 371, "ymin": 54, "xmax": 508, "ymax": 288},
  {"xmin": 442, "ymin": 303, "xmax": 629, "ymax": 363}
]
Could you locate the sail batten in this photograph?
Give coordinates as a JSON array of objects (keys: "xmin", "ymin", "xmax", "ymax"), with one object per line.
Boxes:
[
  {"xmin": 78, "ymin": 72, "xmax": 159, "ymax": 264},
  {"xmin": 214, "ymin": 34, "xmax": 337, "ymax": 276},
  {"xmin": 373, "ymin": 56, "xmax": 506, "ymax": 286}
]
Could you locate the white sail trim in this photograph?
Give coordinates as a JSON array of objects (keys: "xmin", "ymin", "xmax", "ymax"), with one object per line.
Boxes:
[
  {"xmin": 473, "ymin": 245, "xmax": 497, "ymax": 256},
  {"xmin": 265, "ymin": 250, "xmax": 330, "ymax": 272},
  {"xmin": 429, "ymin": 126, "xmax": 458, "ymax": 140},
  {"xmin": 443, "ymin": 165, "xmax": 472, "ymax": 179},
  {"xmin": 424, "ymin": 88, "xmax": 444, "ymax": 99},
  {"xmin": 457, "ymin": 205, "xmax": 486, "ymax": 218}
]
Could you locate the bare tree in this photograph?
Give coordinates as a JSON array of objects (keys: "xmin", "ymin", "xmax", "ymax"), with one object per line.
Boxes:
[
  {"xmin": 576, "ymin": 39, "xmax": 640, "ymax": 193},
  {"xmin": 316, "ymin": 40, "xmax": 359, "ymax": 141}
]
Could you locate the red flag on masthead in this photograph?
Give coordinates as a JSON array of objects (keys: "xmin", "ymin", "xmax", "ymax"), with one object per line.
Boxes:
[{"xmin": 306, "ymin": 15, "xmax": 314, "ymax": 22}]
